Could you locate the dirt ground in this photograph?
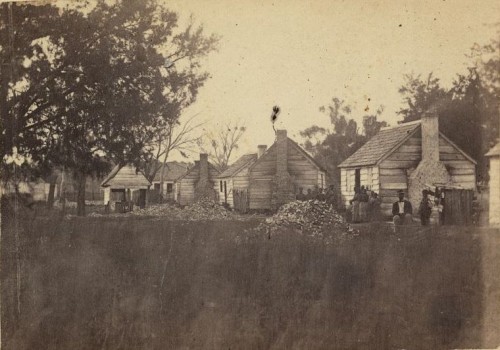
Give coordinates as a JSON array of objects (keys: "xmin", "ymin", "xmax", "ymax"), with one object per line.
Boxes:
[{"xmin": 1, "ymin": 210, "xmax": 499, "ymax": 349}]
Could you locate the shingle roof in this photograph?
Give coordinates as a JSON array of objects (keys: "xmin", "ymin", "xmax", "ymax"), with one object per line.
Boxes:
[
  {"xmin": 152, "ymin": 161, "xmax": 190, "ymax": 182},
  {"xmin": 485, "ymin": 143, "xmax": 500, "ymax": 157},
  {"xmin": 218, "ymin": 153, "xmax": 257, "ymax": 178},
  {"xmin": 101, "ymin": 164, "xmax": 151, "ymax": 188},
  {"xmin": 338, "ymin": 121, "xmax": 421, "ymax": 168}
]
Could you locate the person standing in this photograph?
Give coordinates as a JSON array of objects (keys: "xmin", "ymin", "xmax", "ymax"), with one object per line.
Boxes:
[
  {"xmin": 358, "ymin": 186, "xmax": 369, "ymax": 222},
  {"xmin": 369, "ymin": 191, "xmax": 382, "ymax": 222},
  {"xmin": 418, "ymin": 189, "xmax": 433, "ymax": 226},
  {"xmin": 296, "ymin": 187, "xmax": 306, "ymax": 201},
  {"xmin": 392, "ymin": 190, "xmax": 413, "ymax": 226},
  {"xmin": 350, "ymin": 187, "xmax": 361, "ymax": 223},
  {"xmin": 316, "ymin": 188, "xmax": 326, "ymax": 201}
]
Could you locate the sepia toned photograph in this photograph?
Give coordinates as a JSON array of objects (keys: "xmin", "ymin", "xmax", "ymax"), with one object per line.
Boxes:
[{"xmin": 1, "ymin": 0, "xmax": 499, "ymax": 348}]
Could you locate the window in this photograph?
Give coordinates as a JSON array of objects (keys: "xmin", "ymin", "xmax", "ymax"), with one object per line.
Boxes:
[
  {"xmin": 166, "ymin": 183, "xmax": 173, "ymax": 193},
  {"xmin": 154, "ymin": 183, "xmax": 160, "ymax": 191}
]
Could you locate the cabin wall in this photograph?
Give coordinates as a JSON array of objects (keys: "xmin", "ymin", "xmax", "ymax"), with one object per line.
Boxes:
[
  {"xmin": 249, "ymin": 144, "xmax": 277, "ymax": 209},
  {"xmin": 378, "ymin": 134, "xmax": 476, "ymax": 217},
  {"xmin": 488, "ymin": 156, "xmax": 500, "ymax": 226},
  {"xmin": 288, "ymin": 144, "xmax": 320, "ymax": 192},
  {"xmin": 177, "ymin": 165, "xmax": 219, "ymax": 205},
  {"xmin": 340, "ymin": 166, "xmax": 379, "ymax": 207}
]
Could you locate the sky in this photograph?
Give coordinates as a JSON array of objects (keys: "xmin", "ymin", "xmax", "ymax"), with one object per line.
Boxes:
[{"xmin": 162, "ymin": 0, "xmax": 499, "ymax": 162}]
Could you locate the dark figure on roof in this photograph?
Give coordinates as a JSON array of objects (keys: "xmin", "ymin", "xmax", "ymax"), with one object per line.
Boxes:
[
  {"xmin": 392, "ymin": 190, "xmax": 413, "ymax": 226},
  {"xmin": 296, "ymin": 187, "xmax": 306, "ymax": 201}
]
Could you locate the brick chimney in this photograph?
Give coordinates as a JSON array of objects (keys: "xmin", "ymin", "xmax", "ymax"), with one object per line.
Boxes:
[
  {"xmin": 421, "ymin": 108, "xmax": 440, "ymax": 162},
  {"xmin": 271, "ymin": 130, "xmax": 295, "ymax": 210},
  {"xmin": 276, "ymin": 130, "xmax": 288, "ymax": 175},
  {"xmin": 257, "ymin": 145, "xmax": 267, "ymax": 158},
  {"xmin": 199, "ymin": 153, "xmax": 209, "ymax": 182}
]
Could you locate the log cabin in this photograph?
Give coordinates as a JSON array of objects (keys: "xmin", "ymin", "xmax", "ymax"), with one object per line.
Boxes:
[
  {"xmin": 485, "ymin": 143, "xmax": 500, "ymax": 226},
  {"xmin": 216, "ymin": 152, "xmax": 258, "ymax": 208},
  {"xmin": 248, "ymin": 130, "xmax": 327, "ymax": 210},
  {"xmin": 339, "ymin": 109, "xmax": 477, "ymax": 218},
  {"xmin": 175, "ymin": 153, "xmax": 220, "ymax": 206},
  {"xmin": 101, "ymin": 164, "xmax": 151, "ymax": 210}
]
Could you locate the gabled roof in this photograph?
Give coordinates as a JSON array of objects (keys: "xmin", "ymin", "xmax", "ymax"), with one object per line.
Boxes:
[
  {"xmin": 485, "ymin": 143, "xmax": 500, "ymax": 157},
  {"xmin": 248, "ymin": 137, "xmax": 326, "ymax": 173},
  {"xmin": 339, "ymin": 120, "xmax": 477, "ymax": 168},
  {"xmin": 101, "ymin": 164, "xmax": 151, "ymax": 188},
  {"xmin": 338, "ymin": 121, "xmax": 421, "ymax": 168},
  {"xmin": 152, "ymin": 161, "xmax": 190, "ymax": 182},
  {"xmin": 218, "ymin": 153, "xmax": 257, "ymax": 178},
  {"xmin": 176, "ymin": 160, "xmax": 220, "ymax": 181}
]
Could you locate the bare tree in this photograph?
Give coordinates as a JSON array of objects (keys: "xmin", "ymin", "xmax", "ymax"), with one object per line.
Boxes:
[
  {"xmin": 200, "ymin": 122, "xmax": 246, "ymax": 172},
  {"xmin": 144, "ymin": 113, "xmax": 205, "ymax": 199}
]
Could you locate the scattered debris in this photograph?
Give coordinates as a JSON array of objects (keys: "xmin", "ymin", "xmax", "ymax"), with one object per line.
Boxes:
[
  {"xmin": 251, "ymin": 200, "xmax": 356, "ymax": 241},
  {"xmin": 89, "ymin": 198, "xmax": 252, "ymax": 221}
]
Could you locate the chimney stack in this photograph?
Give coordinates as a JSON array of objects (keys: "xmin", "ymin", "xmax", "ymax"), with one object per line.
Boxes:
[
  {"xmin": 257, "ymin": 145, "xmax": 267, "ymax": 158},
  {"xmin": 276, "ymin": 130, "xmax": 288, "ymax": 175},
  {"xmin": 199, "ymin": 153, "xmax": 209, "ymax": 182},
  {"xmin": 421, "ymin": 108, "xmax": 440, "ymax": 162}
]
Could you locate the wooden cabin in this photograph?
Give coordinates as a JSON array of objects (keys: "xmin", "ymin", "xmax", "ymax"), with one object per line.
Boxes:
[
  {"xmin": 175, "ymin": 153, "xmax": 220, "ymax": 206},
  {"xmin": 101, "ymin": 164, "xmax": 151, "ymax": 211},
  {"xmin": 216, "ymin": 152, "xmax": 258, "ymax": 208},
  {"xmin": 339, "ymin": 111, "xmax": 477, "ymax": 218},
  {"xmin": 248, "ymin": 130, "xmax": 327, "ymax": 210},
  {"xmin": 485, "ymin": 143, "xmax": 500, "ymax": 226},
  {"xmin": 151, "ymin": 161, "xmax": 190, "ymax": 201}
]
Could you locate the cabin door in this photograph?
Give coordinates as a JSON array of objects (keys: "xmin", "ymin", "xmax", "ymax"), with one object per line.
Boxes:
[{"xmin": 355, "ymin": 169, "xmax": 361, "ymax": 191}]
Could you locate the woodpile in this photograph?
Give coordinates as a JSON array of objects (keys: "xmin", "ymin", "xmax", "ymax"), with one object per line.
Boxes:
[{"xmin": 256, "ymin": 200, "xmax": 355, "ymax": 238}]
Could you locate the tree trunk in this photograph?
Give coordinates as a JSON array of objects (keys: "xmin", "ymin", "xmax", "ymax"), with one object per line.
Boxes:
[
  {"xmin": 46, "ymin": 175, "xmax": 57, "ymax": 209},
  {"xmin": 75, "ymin": 171, "xmax": 86, "ymax": 216},
  {"xmin": 159, "ymin": 151, "xmax": 169, "ymax": 204}
]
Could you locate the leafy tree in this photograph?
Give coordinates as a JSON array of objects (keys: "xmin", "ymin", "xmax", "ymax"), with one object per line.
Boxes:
[
  {"xmin": 0, "ymin": 1, "xmax": 218, "ymax": 215},
  {"xmin": 301, "ymin": 98, "xmax": 372, "ymax": 186}
]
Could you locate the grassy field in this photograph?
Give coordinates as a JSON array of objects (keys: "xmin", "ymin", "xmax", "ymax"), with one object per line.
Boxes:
[{"xmin": 1, "ymin": 208, "xmax": 499, "ymax": 349}]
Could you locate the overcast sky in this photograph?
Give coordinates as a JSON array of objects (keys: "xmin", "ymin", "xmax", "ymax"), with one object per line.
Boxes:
[{"xmin": 164, "ymin": 0, "xmax": 499, "ymax": 161}]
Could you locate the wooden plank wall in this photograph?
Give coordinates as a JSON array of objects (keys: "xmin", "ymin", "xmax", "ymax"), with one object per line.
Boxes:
[
  {"xmin": 249, "ymin": 141, "xmax": 321, "ymax": 209},
  {"xmin": 340, "ymin": 166, "xmax": 379, "ymax": 207},
  {"xmin": 177, "ymin": 164, "xmax": 220, "ymax": 205},
  {"xmin": 249, "ymin": 144, "xmax": 277, "ymax": 209},
  {"xmin": 378, "ymin": 135, "xmax": 475, "ymax": 216}
]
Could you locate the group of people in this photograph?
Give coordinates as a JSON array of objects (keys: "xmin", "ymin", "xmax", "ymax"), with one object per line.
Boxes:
[
  {"xmin": 349, "ymin": 186, "xmax": 382, "ymax": 223},
  {"xmin": 296, "ymin": 185, "xmax": 337, "ymax": 206},
  {"xmin": 392, "ymin": 187, "xmax": 445, "ymax": 227}
]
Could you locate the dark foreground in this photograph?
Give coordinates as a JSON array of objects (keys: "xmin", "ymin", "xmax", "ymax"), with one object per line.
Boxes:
[{"xmin": 1, "ymin": 213, "xmax": 499, "ymax": 349}]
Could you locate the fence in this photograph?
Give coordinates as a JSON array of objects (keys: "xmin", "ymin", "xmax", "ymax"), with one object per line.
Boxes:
[{"xmin": 233, "ymin": 189, "xmax": 249, "ymax": 213}]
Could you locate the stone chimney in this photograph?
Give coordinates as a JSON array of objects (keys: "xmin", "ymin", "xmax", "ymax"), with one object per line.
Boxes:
[
  {"xmin": 408, "ymin": 108, "xmax": 451, "ymax": 210},
  {"xmin": 257, "ymin": 145, "xmax": 267, "ymax": 158},
  {"xmin": 271, "ymin": 130, "xmax": 295, "ymax": 210},
  {"xmin": 276, "ymin": 130, "xmax": 288, "ymax": 175},
  {"xmin": 421, "ymin": 109, "xmax": 440, "ymax": 162},
  {"xmin": 195, "ymin": 153, "xmax": 216, "ymax": 201}
]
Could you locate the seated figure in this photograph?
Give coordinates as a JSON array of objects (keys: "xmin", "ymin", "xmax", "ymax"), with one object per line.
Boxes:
[{"xmin": 392, "ymin": 190, "xmax": 413, "ymax": 225}]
